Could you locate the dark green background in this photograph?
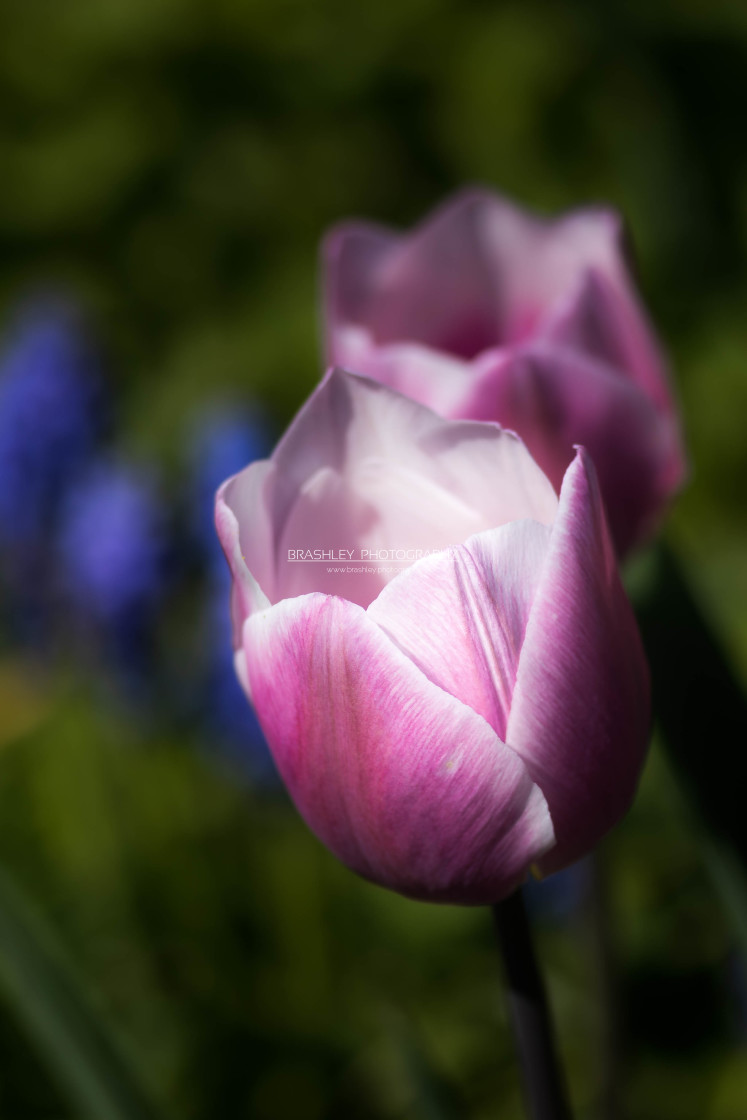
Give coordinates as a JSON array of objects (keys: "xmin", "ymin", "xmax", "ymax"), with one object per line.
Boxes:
[{"xmin": 1, "ymin": 0, "xmax": 747, "ymax": 1116}]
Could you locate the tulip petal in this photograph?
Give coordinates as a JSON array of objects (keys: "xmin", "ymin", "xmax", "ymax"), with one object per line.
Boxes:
[
  {"xmin": 322, "ymin": 220, "xmax": 400, "ymax": 351},
  {"xmin": 506, "ymin": 449, "xmax": 650, "ymax": 873},
  {"xmin": 478, "ymin": 202, "xmax": 624, "ymax": 342},
  {"xmin": 368, "ymin": 520, "xmax": 551, "ymax": 742},
  {"xmin": 325, "ymin": 192, "xmax": 646, "ymax": 360},
  {"xmin": 322, "ymin": 194, "xmax": 684, "ymax": 559},
  {"xmin": 323, "ymin": 191, "xmax": 677, "ymax": 419},
  {"xmin": 269, "ymin": 370, "xmax": 558, "ymax": 605},
  {"xmin": 464, "ymin": 344, "xmax": 684, "ymax": 556},
  {"xmin": 333, "ymin": 326, "xmax": 476, "ymax": 417},
  {"xmin": 324, "ymin": 193, "xmax": 502, "ymax": 360},
  {"xmin": 540, "ymin": 267, "xmax": 678, "ymax": 416},
  {"xmin": 244, "ymin": 593, "xmax": 555, "ymax": 904},
  {"xmin": 215, "ymin": 461, "xmax": 276, "ymax": 623}
]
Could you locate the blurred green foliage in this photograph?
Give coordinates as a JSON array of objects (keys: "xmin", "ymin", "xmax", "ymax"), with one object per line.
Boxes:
[{"xmin": 1, "ymin": 0, "xmax": 747, "ymax": 1116}]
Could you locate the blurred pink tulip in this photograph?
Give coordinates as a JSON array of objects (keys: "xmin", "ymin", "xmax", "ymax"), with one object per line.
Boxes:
[
  {"xmin": 216, "ymin": 369, "xmax": 650, "ymax": 904},
  {"xmin": 322, "ymin": 188, "xmax": 686, "ymax": 557}
]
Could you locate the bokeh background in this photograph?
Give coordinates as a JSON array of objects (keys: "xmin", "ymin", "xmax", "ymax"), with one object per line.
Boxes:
[{"xmin": 1, "ymin": 1, "xmax": 747, "ymax": 1117}]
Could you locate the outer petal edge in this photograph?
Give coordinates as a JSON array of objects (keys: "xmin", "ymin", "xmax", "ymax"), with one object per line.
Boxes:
[{"xmin": 506, "ymin": 448, "xmax": 651, "ymax": 872}]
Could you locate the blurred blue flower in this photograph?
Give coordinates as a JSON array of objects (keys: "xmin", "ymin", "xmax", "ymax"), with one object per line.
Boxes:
[
  {"xmin": 0, "ymin": 301, "xmax": 102, "ymax": 550},
  {"xmin": 56, "ymin": 462, "xmax": 169, "ymax": 705},
  {"xmin": 56, "ymin": 459, "xmax": 171, "ymax": 703},
  {"xmin": 188, "ymin": 404, "xmax": 273, "ymax": 575},
  {"xmin": 201, "ymin": 583, "xmax": 277, "ymax": 785},
  {"xmin": 57, "ymin": 462, "xmax": 166, "ymax": 625},
  {"xmin": 183, "ymin": 401, "xmax": 277, "ymax": 782}
]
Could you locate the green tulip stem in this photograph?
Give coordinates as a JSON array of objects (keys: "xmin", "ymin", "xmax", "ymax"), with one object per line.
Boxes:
[{"xmin": 492, "ymin": 889, "xmax": 573, "ymax": 1120}]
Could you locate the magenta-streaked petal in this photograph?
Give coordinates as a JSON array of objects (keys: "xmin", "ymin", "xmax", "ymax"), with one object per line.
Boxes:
[
  {"xmin": 244, "ymin": 593, "xmax": 555, "ymax": 903},
  {"xmin": 215, "ymin": 462, "xmax": 275, "ymax": 627},
  {"xmin": 463, "ymin": 344, "xmax": 685, "ymax": 556},
  {"xmin": 506, "ymin": 449, "xmax": 650, "ymax": 874},
  {"xmin": 368, "ymin": 520, "xmax": 551, "ymax": 741}
]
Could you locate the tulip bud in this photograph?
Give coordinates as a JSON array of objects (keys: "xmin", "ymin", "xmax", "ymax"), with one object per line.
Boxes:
[
  {"xmin": 322, "ymin": 188, "xmax": 686, "ymax": 558},
  {"xmin": 215, "ymin": 369, "xmax": 650, "ymax": 904}
]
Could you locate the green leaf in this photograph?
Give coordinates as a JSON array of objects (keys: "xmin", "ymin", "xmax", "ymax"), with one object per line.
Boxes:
[
  {"xmin": 633, "ymin": 541, "xmax": 747, "ymax": 870},
  {"xmin": 700, "ymin": 838, "xmax": 747, "ymax": 954},
  {"xmin": 634, "ymin": 540, "xmax": 747, "ymax": 954},
  {"xmin": 0, "ymin": 865, "xmax": 165, "ymax": 1120}
]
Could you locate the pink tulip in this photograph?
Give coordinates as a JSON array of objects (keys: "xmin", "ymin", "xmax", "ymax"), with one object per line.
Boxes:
[
  {"xmin": 215, "ymin": 369, "xmax": 650, "ymax": 904},
  {"xmin": 322, "ymin": 188, "xmax": 686, "ymax": 558}
]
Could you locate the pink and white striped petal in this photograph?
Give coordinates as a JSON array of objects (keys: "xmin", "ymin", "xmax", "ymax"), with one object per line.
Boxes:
[
  {"xmin": 243, "ymin": 592, "xmax": 555, "ymax": 904},
  {"xmin": 368, "ymin": 519, "xmax": 551, "ymax": 743},
  {"xmin": 506, "ymin": 449, "xmax": 651, "ymax": 873}
]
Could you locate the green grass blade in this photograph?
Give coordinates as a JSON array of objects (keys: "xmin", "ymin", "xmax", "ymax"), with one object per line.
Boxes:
[{"xmin": 0, "ymin": 865, "xmax": 165, "ymax": 1120}]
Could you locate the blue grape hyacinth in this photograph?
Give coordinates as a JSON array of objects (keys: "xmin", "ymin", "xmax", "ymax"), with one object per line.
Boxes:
[
  {"xmin": 58, "ymin": 463, "xmax": 165, "ymax": 623},
  {"xmin": 189, "ymin": 403, "xmax": 274, "ymax": 576},
  {"xmin": 202, "ymin": 583, "xmax": 277, "ymax": 783},
  {"xmin": 56, "ymin": 461, "xmax": 168, "ymax": 695},
  {"xmin": 0, "ymin": 301, "xmax": 102, "ymax": 550},
  {"xmin": 0, "ymin": 299, "xmax": 104, "ymax": 649},
  {"xmin": 188, "ymin": 402, "xmax": 277, "ymax": 781}
]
